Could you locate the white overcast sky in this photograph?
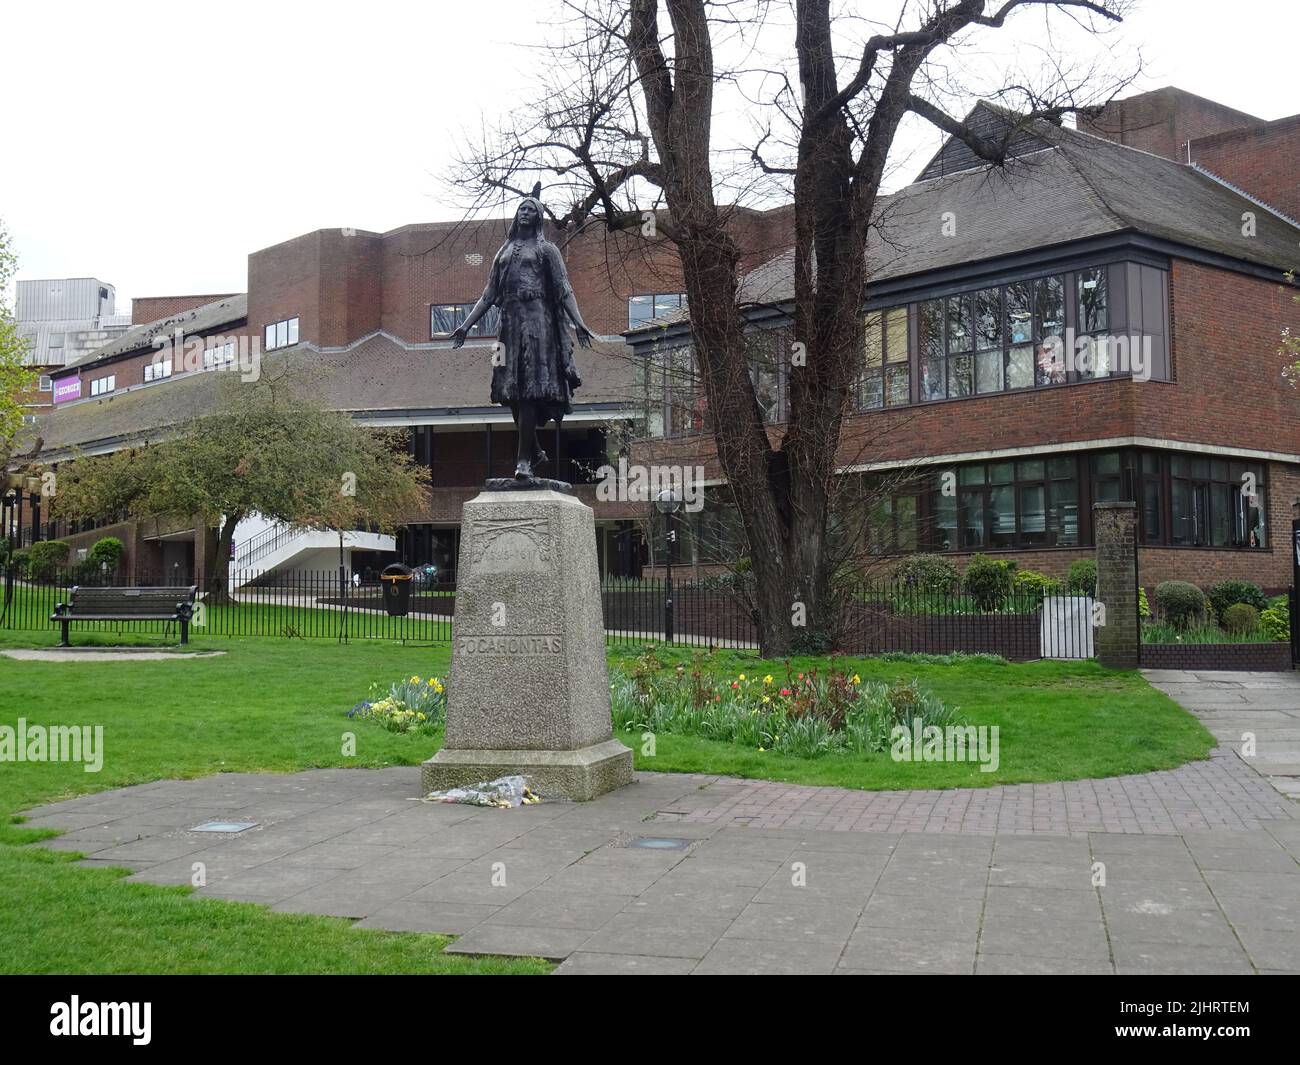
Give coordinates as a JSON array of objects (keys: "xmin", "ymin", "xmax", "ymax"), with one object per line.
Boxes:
[{"xmin": 3, "ymin": 0, "xmax": 1297, "ymax": 314}]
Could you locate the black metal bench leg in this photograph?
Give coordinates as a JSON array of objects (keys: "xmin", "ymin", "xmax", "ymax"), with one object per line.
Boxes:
[
  {"xmin": 59, "ymin": 619, "xmax": 70, "ymax": 647},
  {"xmin": 180, "ymin": 620, "xmax": 189, "ymax": 645}
]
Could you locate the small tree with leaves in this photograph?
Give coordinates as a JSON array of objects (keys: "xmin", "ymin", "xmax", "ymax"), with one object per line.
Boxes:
[
  {"xmin": 52, "ymin": 375, "xmax": 429, "ymax": 600},
  {"xmin": 0, "ymin": 219, "xmax": 37, "ymax": 470}
]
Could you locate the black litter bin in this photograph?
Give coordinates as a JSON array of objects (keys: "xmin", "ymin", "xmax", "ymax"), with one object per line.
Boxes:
[{"xmin": 380, "ymin": 563, "xmax": 413, "ymax": 617}]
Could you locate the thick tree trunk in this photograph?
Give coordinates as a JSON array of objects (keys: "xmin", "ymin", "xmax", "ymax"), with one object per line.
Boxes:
[{"xmin": 201, "ymin": 512, "xmax": 242, "ymax": 605}]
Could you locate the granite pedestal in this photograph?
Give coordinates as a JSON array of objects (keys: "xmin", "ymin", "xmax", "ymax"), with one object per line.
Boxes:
[{"xmin": 422, "ymin": 488, "xmax": 633, "ymax": 801}]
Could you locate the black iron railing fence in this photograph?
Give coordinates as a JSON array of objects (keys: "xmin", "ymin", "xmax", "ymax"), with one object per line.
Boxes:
[{"xmin": 0, "ymin": 565, "xmax": 1096, "ymax": 659}]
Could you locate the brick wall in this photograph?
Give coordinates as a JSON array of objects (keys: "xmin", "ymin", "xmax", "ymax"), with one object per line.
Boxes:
[
  {"xmin": 1190, "ymin": 115, "xmax": 1300, "ymax": 224},
  {"xmin": 250, "ymin": 209, "xmax": 793, "ymax": 350},
  {"xmin": 1141, "ymin": 642, "xmax": 1291, "ymax": 671},
  {"xmin": 132, "ymin": 294, "xmax": 239, "ymax": 325},
  {"xmin": 1078, "ymin": 87, "xmax": 1263, "ymax": 161}
]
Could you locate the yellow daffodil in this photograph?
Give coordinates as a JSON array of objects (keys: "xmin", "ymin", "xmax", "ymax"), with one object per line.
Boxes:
[
  {"xmin": 762, "ymin": 695, "xmax": 770, "ymax": 704},
  {"xmin": 738, "ymin": 673, "xmax": 746, "ymax": 681},
  {"xmin": 852, "ymin": 674, "xmax": 861, "ymax": 684},
  {"xmin": 757, "ymin": 746, "xmax": 765, "ymax": 752},
  {"xmin": 763, "ymin": 674, "xmax": 773, "ymax": 685},
  {"xmin": 410, "ymin": 675, "xmax": 420, "ymax": 683}
]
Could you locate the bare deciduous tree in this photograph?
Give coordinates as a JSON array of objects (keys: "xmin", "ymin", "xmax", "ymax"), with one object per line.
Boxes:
[{"xmin": 450, "ymin": 0, "xmax": 1133, "ymax": 654}]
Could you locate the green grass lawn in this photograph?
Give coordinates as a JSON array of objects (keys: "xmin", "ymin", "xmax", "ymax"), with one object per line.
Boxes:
[
  {"xmin": 607, "ymin": 647, "xmax": 1214, "ymax": 789},
  {"xmin": 0, "ymin": 627, "xmax": 1214, "ymax": 973},
  {"xmin": 0, "ymin": 633, "xmax": 544, "ymax": 974}
]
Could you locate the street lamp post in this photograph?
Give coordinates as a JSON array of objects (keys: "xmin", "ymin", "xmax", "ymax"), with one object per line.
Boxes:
[{"xmin": 654, "ymin": 488, "xmax": 682, "ymax": 644}]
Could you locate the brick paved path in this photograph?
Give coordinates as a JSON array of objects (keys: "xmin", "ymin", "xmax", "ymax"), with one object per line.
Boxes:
[
  {"xmin": 16, "ymin": 672, "xmax": 1300, "ymax": 975},
  {"xmin": 653, "ymin": 748, "xmax": 1294, "ymax": 835}
]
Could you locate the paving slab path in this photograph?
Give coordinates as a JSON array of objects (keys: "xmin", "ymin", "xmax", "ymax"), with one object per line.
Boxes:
[
  {"xmin": 1143, "ymin": 669, "xmax": 1300, "ymax": 800},
  {"xmin": 22, "ymin": 695, "xmax": 1300, "ymax": 975}
]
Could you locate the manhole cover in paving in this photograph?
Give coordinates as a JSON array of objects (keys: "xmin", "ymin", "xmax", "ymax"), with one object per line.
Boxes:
[
  {"xmin": 628, "ymin": 837, "xmax": 692, "ymax": 850},
  {"xmin": 190, "ymin": 820, "xmax": 258, "ymax": 833}
]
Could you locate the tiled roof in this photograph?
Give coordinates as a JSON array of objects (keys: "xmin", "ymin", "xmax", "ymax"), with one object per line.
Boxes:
[
  {"xmin": 34, "ymin": 333, "xmax": 638, "ymax": 455},
  {"xmin": 636, "ymin": 111, "xmax": 1300, "ymax": 325},
  {"xmin": 65, "ymin": 294, "xmax": 248, "ymax": 369}
]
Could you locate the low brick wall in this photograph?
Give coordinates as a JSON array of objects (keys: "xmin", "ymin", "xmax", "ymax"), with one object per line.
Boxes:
[
  {"xmin": 841, "ymin": 603, "xmax": 1042, "ymax": 662},
  {"xmin": 1141, "ymin": 642, "xmax": 1293, "ymax": 671}
]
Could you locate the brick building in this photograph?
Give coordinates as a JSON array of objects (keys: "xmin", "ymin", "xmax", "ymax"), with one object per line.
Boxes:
[
  {"xmin": 14, "ymin": 86, "xmax": 1300, "ymax": 594},
  {"xmin": 631, "ymin": 91, "xmax": 1300, "ymax": 592},
  {"xmin": 22, "ymin": 199, "xmax": 789, "ymax": 578}
]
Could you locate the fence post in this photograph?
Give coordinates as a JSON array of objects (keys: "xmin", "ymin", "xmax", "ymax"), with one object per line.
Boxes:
[
  {"xmin": 664, "ymin": 572, "xmax": 675, "ymax": 645},
  {"xmin": 1093, "ymin": 501, "xmax": 1139, "ymax": 669}
]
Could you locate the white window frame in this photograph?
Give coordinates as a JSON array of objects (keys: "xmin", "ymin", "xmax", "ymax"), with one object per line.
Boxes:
[{"xmin": 264, "ymin": 317, "xmax": 300, "ymax": 350}]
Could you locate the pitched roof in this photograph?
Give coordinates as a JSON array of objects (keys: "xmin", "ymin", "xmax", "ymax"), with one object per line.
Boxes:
[
  {"xmin": 643, "ymin": 112, "xmax": 1300, "ymax": 322},
  {"xmin": 33, "ymin": 333, "xmax": 638, "ymax": 456},
  {"xmin": 64, "ymin": 294, "xmax": 248, "ymax": 370}
]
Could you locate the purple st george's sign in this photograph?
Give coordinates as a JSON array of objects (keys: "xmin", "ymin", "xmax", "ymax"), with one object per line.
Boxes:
[{"xmin": 52, "ymin": 376, "xmax": 81, "ymax": 404}]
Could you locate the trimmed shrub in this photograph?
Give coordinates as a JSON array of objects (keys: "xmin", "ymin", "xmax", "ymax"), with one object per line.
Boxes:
[
  {"xmin": 27, "ymin": 540, "xmax": 70, "ymax": 583},
  {"xmin": 1013, "ymin": 569, "xmax": 1062, "ymax": 597},
  {"xmin": 1067, "ymin": 559, "xmax": 1097, "ymax": 597},
  {"xmin": 963, "ymin": 553, "xmax": 1016, "ymax": 611},
  {"xmin": 88, "ymin": 536, "xmax": 125, "ymax": 574},
  {"xmin": 1155, "ymin": 580, "xmax": 1206, "ymax": 630},
  {"xmin": 893, "ymin": 553, "xmax": 958, "ymax": 594},
  {"xmin": 1139, "ymin": 586, "xmax": 1151, "ymax": 619},
  {"xmin": 1207, "ymin": 579, "xmax": 1267, "ymax": 623},
  {"xmin": 1260, "ymin": 604, "xmax": 1290, "ymax": 643},
  {"xmin": 1221, "ymin": 602, "xmax": 1260, "ymax": 636}
]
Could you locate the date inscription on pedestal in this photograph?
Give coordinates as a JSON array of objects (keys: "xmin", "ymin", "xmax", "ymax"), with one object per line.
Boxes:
[{"xmin": 470, "ymin": 519, "xmax": 551, "ymax": 575}]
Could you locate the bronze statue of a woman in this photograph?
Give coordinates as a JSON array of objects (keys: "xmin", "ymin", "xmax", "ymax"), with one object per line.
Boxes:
[{"xmin": 451, "ymin": 184, "xmax": 595, "ymax": 481}]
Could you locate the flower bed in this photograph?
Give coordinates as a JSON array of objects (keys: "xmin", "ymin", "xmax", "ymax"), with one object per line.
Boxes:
[
  {"xmin": 609, "ymin": 648, "xmax": 963, "ymax": 758},
  {"xmin": 347, "ymin": 674, "xmax": 447, "ymax": 734}
]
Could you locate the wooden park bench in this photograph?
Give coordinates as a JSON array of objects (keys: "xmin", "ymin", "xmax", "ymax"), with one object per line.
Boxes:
[{"xmin": 51, "ymin": 586, "xmax": 199, "ymax": 647}]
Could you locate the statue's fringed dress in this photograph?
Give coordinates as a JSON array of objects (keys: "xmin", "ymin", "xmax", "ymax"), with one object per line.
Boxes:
[{"xmin": 477, "ymin": 235, "xmax": 577, "ymax": 425}]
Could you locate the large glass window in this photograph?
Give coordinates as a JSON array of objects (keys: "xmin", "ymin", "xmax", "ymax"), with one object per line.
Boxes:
[
  {"xmin": 919, "ymin": 300, "xmax": 945, "ymax": 401},
  {"xmin": 641, "ymin": 346, "xmax": 704, "ymax": 439},
  {"xmin": 974, "ymin": 288, "xmax": 1003, "ymax": 394},
  {"xmin": 928, "ymin": 458, "xmax": 1079, "ymax": 551},
  {"xmin": 865, "ymin": 492, "xmax": 920, "ymax": 554},
  {"xmin": 897, "ymin": 266, "xmax": 1133, "ymax": 405},
  {"xmin": 860, "ymin": 308, "xmax": 909, "ymax": 409},
  {"xmin": 264, "ymin": 317, "xmax": 300, "ymax": 350},
  {"xmin": 1048, "ymin": 457, "xmax": 1080, "ymax": 546},
  {"xmin": 1170, "ymin": 456, "xmax": 1266, "ymax": 548},
  {"xmin": 1075, "ymin": 267, "xmax": 1110, "ymax": 379},
  {"xmin": 1139, "ymin": 452, "xmax": 1162, "ymax": 544},
  {"xmin": 431, "ymin": 303, "xmax": 499, "ymax": 338},
  {"xmin": 1034, "ymin": 276, "xmax": 1066, "ymax": 386},
  {"xmin": 629, "ymin": 293, "xmax": 686, "ymax": 330}
]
